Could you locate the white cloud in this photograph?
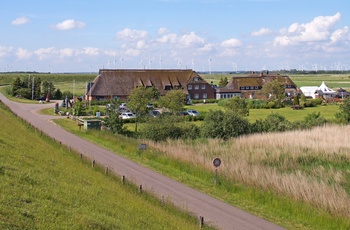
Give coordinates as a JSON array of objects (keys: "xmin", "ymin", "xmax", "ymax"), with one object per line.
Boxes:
[
  {"xmin": 34, "ymin": 47, "xmax": 57, "ymax": 60},
  {"xmin": 198, "ymin": 43, "xmax": 215, "ymax": 52},
  {"xmin": 157, "ymin": 33, "xmax": 178, "ymax": 44},
  {"xmin": 221, "ymin": 38, "xmax": 242, "ymax": 48},
  {"xmin": 0, "ymin": 46, "xmax": 14, "ymax": 57},
  {"xmin": 16, "ymin": 48, "xmax": 32, "ymax": 59},
  {"xmin": 274, "ymin": 12, "xmax": 342, "ymax": 46},
  {"xmin": 158, "ymin": 27, "xmax": 169, "ymax": 35},
  {"xmin": 54, "ymin": 19, "xmax": 86, "ymax": 30},
  {"xmin": 251, "ymin": 28, "xmax": 272, "ymax": 36},
  {"xmin": 116, "ymin": 28, "xmax": 148, "ymax": 41},
  {"xmin": 82, "ymin": 47, "xmax": 100, "ymax": 56},
  {"xmin": 12, "ymin": 16, "xmax": 30, "ymax": 25},
  {"xmin": 178, "ymin": 32, "xmax": 205, "ymax": 48},
  {"xmin": 59, "ymin": 48, "xmax": 75, "ymax": 57},
  {"xmin": 124, "ymin": 49, "xmax": 141, "ymax": 56},
  {"xmin": 136, "ymin": 40, "xmax": 148, "ymax": 49},
  {"xmin": 330, "ymin": 26, "xmax": 349, "ymax": 43}
]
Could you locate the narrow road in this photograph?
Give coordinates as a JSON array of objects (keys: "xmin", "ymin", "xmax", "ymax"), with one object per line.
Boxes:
[{"xmin": 0, "ymin": 93, "xmax": 285, "ymax": 230}]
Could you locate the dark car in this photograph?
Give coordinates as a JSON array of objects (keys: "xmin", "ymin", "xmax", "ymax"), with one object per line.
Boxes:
[{"xmin": 178, "ymin": 111, "xmax": 189, "ymax": 116}]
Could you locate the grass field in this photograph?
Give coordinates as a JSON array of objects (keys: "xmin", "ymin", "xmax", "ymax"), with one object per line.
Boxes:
[
  {"xmin": 0, "ymin": 102, "xmax": 212, "ymax": 229},
  {"xmin": 185, "ymin": 103, "xmax": 340, "ymax": 122}
]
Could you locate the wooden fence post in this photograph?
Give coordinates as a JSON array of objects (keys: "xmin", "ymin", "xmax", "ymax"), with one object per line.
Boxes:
[
  {"xmin": 105, "ymin": 166, "xmax": 109, "ymax": 175},
  {"xmin": 92, "ymin": 160, "xmax": 95, "ymax": 168},
  {"xmin": 199, "ymin": 216, "xmax": 204, "ymax": 228},
  {"xmin": 122, "ymin": 175, "xmax": 125, "ymax": 184},
  {"xmin": 139, "ymin": 184, "xmax": 142, "ymax": 193}
]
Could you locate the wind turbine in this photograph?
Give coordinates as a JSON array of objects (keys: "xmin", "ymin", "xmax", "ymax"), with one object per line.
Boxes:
[
  {"xmin": 208, "ymin": 58, "xmax": 212, "ymax": 74},
  {"xmin": 177, "ymin": 59, "xmax": 182, "ymax": 69},
  {"xmin": 120, "ymin": 58, "xmax": 124, "ymax": 69},
  {"xmin": 232, "ymin": 62, "xmax": 238, "ymax": 73},
  {"xmin": 159, "ymin": 56, "xmax": 163, "ymax": 69}
]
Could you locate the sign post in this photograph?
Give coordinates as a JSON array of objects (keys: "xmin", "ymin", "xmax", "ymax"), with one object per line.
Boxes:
[{"xmin": 212, "ymin": 157, "xmax": 221, "ymax": 184}]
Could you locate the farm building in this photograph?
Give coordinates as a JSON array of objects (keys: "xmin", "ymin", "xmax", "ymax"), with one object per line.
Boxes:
[
  {"xmin": 215, "ymin": 72, "xmax": 298, "ymax": 99},
  {"xmin": 300, "ymin": 81, "xmax": 350, "ymax": 100},
  {"xmin": 85, "ymin": 69, "xmax": 216, "ymax": 102}
]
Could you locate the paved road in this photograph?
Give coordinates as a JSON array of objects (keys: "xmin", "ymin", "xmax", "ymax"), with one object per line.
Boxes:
[{"xmin": 0, "ymin": 93, "xmax": 285, "ymax": 230}]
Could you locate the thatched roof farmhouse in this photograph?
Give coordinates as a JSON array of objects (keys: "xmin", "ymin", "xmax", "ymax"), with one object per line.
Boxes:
[{"xmin": 85, "ymin": 69, "xmax": 216, "ymax": 101}]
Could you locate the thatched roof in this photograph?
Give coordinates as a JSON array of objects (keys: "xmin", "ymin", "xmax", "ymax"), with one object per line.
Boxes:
[
  {"xmin": 224, "ymin": 73, "xmax": 297, "ymax": 90},
  {"xmin": 87, "ymin": 69, "xmax": 204, "ymax": 97}
]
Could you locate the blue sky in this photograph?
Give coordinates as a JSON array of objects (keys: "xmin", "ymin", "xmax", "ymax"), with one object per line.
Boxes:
[{"xmin": 1, "ymin": 0, "xmax": 350, "ymax": 72}]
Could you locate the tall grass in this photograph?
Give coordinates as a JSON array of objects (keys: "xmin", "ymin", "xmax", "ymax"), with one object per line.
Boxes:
[{"xmin": 145, "ymin": 125, "xmax": 350, "ymax": 218}]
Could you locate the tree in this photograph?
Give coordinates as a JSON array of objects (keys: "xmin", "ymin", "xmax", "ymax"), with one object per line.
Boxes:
[
  {"xmin": 335, "ymin": 97, "xmax": 350, "ymax": 124},
  {"xmin": 261, "ymin": 79, "xmax": 285, "ymax": 107},
  {"xmin": 304, "ymin": 112, "xmax": 326, "ymax": 128},
  {"xmin": 218, "ymin": 76, "xmax": 228, "ymax": 87},
  {"xmin": 293, "ymin": 95, "xmax": 300, "ymax": 105},
  {"xmin": 127, "ymin": 86, "xmax": 154, "ymax": 132},
  {"xmin": 222, "ymin": 111, "xmax": 250, "ymax": 139},
  {"xmin": 200, "ymin": 110, "xmax": 225, "ymax": 139},
  {"xmin": 12, "ymin": 77, "xmax": 23, "ymax": 96},
  {"xmin": 223, "ymin": 96, "xmax": 249, "ymax": 117},
  {"xmin": 104, "ymin": 98, "xmax": 126, "ymax": 134},
  {"xmin": 158, "ymin": 90, "xmax": 186, "ymax": 114},
  {"xmin": 54, "ymin": 89, "xmax": 63, "ymax": 100},
  {"xmin": 42, "ymin": 81, "xmax": 55, "ymax": 99}
]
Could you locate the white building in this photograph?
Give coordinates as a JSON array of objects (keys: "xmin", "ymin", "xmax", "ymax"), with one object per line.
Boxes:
[{"xmin": 300, "ymin": 81, "xmax": 336, "ymax": 99}]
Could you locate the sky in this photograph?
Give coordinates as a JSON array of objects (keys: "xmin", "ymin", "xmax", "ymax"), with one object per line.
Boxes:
[{"xmin": 1, "ymin": 0, "xmax": 350, "ymax": 73}]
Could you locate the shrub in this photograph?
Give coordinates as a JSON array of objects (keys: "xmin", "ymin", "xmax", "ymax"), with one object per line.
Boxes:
[
  {"xmin": 304, "ymin": 112, "xmax": 327, "ymax": 128},
  {"xmin": 265, "ymin": 101, "xmax": 276, "ymax": 109},
  {"xmin": 200, "ymin": 110, "xmax": 225, "ymax": 139},
  {"xmin": 222, "ymin": 112, "xmax": 250, "ymax": 139}
]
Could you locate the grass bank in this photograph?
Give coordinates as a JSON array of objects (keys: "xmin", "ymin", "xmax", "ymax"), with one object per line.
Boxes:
[
  {"xmin": 0, "ymin": 102, "xmax": 212, "ymax": 229},
  {"xmin": 54, "ymin": 118, "xmax": 350, "ymax": 229}
]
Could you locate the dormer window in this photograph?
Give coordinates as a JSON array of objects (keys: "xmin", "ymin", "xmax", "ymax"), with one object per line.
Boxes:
[
  {"xmin": 165, "ymin": 85, "xmax": 173, "ymax": 90},
  {"xmin": 194, "ymin": 77, "xmax": 199, "ymax": 82}
]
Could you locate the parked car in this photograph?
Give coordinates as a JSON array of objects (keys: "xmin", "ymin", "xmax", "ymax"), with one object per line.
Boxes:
[
  {"xmin": 149, "ymin": 110, "xmax": 161, "ymax": 117},
  {"xmin": 178, "ymin": 111, "xmax": 189, "ymax": 116},
  {"xmin": 120, "ymin": 112, "xmax": 136, "ymax": 119},
  {"xmin": 186, "ymin": 110, "xmax": 200, "ymax": 116},
  {"xmin": 119, "ymin": 103, "xmax": 127, "ymax": 109}
]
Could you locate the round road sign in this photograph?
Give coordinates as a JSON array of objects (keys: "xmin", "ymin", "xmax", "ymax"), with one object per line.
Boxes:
[{"xmin": 213, "ymin": 157, "xmax": 221, "ymax": 167}]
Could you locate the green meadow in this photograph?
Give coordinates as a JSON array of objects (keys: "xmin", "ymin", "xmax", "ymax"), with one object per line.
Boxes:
[{"xmin": 0, "ymin": 102, "xmax": 212, "ymax": 230}]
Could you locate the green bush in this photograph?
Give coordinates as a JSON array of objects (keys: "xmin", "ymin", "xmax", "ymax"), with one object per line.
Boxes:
[{"xmin": 265, "ymin": 101, "xmax": 276, "ymax": 109}]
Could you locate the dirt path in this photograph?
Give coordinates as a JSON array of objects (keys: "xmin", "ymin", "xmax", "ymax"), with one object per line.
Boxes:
[{"xmin": 0, "ymin": 93, "xmax": 285, "ymax": 230}]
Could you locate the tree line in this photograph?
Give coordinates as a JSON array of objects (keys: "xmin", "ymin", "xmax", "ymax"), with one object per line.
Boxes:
[{"xmin": 11, "ymin": 76, "xmax": 72, "ymax": 100}]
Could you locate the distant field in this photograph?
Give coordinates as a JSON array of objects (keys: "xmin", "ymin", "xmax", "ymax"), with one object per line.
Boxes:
[{"xmin": 201, "ymin": 73, "xmax": 350, "ymax": 90}]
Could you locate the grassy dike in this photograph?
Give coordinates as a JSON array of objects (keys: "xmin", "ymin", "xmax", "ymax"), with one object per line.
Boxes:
[
  {"xmin": 52, "ymin": 118, "xmax": 350, "ymax": 230},
  {"xmin": 0, "ymin": 103, "xmax": 213, "ymax": 229}
]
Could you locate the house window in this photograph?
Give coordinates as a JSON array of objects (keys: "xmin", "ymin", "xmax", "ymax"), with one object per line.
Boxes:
[
  {"xmin": 165, "ymin": 85, "xmax": 172, "ymax": 90},
  {"xmin": 201, "ymin": 85, "xmax": 206, "ymax": 90},
  {"xmin": 240, "ymin": 86, "xmax": 244, "ymax": 90},
  {"xmin": 245, "ymin": 86, "xmax": 250, "ymax": 90},
  {"xmin": 188, "ymin": 85, "xmax": 192, "ymax": 90},
  {"xmin": 194, "ymin": 93, "xmax": 199, "ymax": 99},
  {"xmin": 203, "ymin": 93, "xmax": 207, "ymax": 99},
  {"xmin": 255, "ymin": 86, "xmax": 259, "ymax": 89},
  {"xmin": 194, "ymin": 85, "xmax": 199, "ymax": 90},
  {"xmin": 194, "ymin": 77, "xmax": 199, "ymax": 81}
]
